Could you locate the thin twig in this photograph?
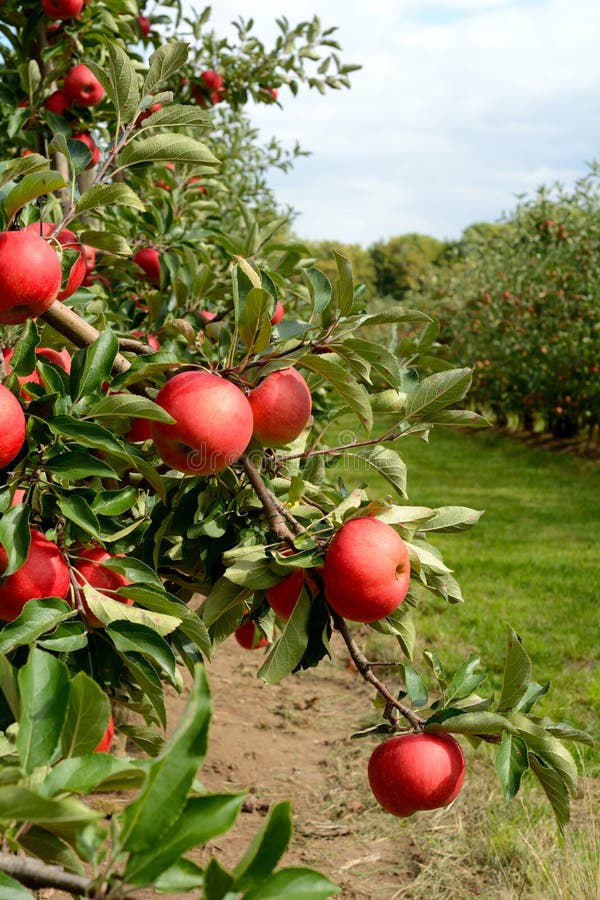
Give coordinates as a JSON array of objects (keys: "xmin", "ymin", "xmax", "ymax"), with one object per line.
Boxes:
[
  {"xmin": 0, "ymin": 852, "xmax": 93, "ymax": 895},
  {"xmin": 241, "ymin": 453, "xmax": 297, "ymax": 545}
]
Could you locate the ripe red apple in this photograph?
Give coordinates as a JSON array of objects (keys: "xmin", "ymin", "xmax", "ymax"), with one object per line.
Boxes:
[
  {"xmin": 0, "ymin": 230, "xmax": 62, "ymax": 324},
  {"xmin": 323, "ymin": 517, "xmax": 411, "ymax": 623},
  {"xmin": 64, "ymin": 64, "xmax": 105, "ymax": 108},
  {"xmin": 128, "ymin": 417, "xmax": 153, "ymax": 443},
  {"xmin": 270, "ymin": 300, "xmax": 284, "ymax": 325},
  {"xmin": 200, "ymin": 70, "xmax": 223, "ymax": 91},
  {"xmin": 249, "ymin": 367, "xmax": 312, "ymax": 448},
  {"xmin": 137, "ymin": 14, "xmax": 151, "ymax": 36},
  {"xmin": 94, "ymin": 713, "xmax": 114, "ymax": 752},
  {"xmin": 266, "ymin": 567, "xmax": 304, "ymax": 621},
  {"xmin": 132, "ymin": 330, "xmax": 160, "ymax": 351},
  {"xmin": 368, "ymin": 732, "xmax": 465, "ymax": 817},
  {"xmin": 135, "ymin": 102, "xmax": 161, "ymax": 126},
  {"xmin": 81, "ymin": 244, "xmax": 96, "ymax": 285},
  {"xmin": 0, "ymin": 384, "xmax": 26, "ymax": 468},
  {"xmin": 234, "ymin": 618, "xmax": 270, "ymax": 650},
  {"xmin": 24, "ymin": 222, "xmax": 86, "ymax": 300},
  {"xmin": 151, "ymin": 371, "xmax": 253, "ymax": 475},
  {"xmin": 41, "ymin": 0, "xmax": 83, "ymax": 18},
  {"xmin": 73, "ymin": 547, "xmax": 133, "ymax": 628},
  {"xmin": 3, "ymin": 346, "xmax": 71, "ymax": 397},
  {"xmin": 44, "ymin": 89, "xmax": 71, "ymax": 115},
  {"xmin": 0, "ymin": 529, "xmax": 70, "ymax": 622},
  {"xmin": 71, "ymin": 131, "xmax": 100, "ymax": 168},
  {"xmin": 132, "ymin": 247, "xmax": 160, "ymax": 283}
]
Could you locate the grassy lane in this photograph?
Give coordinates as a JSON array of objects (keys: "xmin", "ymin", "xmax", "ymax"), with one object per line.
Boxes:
[{"xmin": 335, "ymin": 426, "xmax": 600, "ymax": 767}]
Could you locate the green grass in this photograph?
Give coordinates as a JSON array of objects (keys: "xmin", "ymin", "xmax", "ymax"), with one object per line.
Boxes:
[{"xmin": 335, "ymin": 425, "xmax": 600, "ymax": 765}]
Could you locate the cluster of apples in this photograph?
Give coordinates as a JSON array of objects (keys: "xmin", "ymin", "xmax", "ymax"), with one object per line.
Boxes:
[{"xmin": 193, "ymin": 70, "xmax": 226, "ymax": 107}]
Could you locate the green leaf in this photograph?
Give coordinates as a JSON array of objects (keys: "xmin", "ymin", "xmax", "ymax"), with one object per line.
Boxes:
[
  {"xmin": 358, "ymin": 307, "xmax": 431, "ymax": 326},
  {"xmin": 76, "ymin": 183, "xmax": 145, "ymax": 215},
  {"xmin": 446, "ymin": 655, "xmax": 487, "ymax": 704},
  {"xmin": 401, "ymin": 664, "xmax": 428, "ymax": 707},
  {"xmin": 301, "ymin": 355, "xmax": 372, "ymax": 433},
  {"xmin": 201, "ymin": 576, "xmax": 252, "ymax": 628},
  {"xmin": 238, "ymin": 287, "xmax": 273, "ymax": 354},
  {"xmin": 0, "ymin": 505, "xmax": 31, "ymax": 577},
  {"xmin": 514, "ymin": 680, "xmax": 550, "ymax": 714},
  {"xmin": 497, "ymin": 627, "xmax": 532, "ymax": 713},
  {"xmin": 0, "ymin": 872, "xmax": 36, "ymax": 898},
  {"xmin": 57, "ymin": 495, "xmax": 102, "ymax": 540},
  {"xmin": 332, "ymin": 250, "xmax": 354, "ymax": 316},
  {"xmin": 46, "ymin": 451, "xmax": 117, "ymax": 480},
  {"xmin": 243, "ymin": 867, "xmax": 340, "ymax": 900},
  {"xmin": 105, "ymin": 40, "xmax": 141, "ymax": 122},
  {"xmin": 47, "ymin": 416, "xmax": 127, "ymax": 456},
  {"xmin": 509, "ymin": 713, "xmax": 578, "ymax": 795},
  {"xmin": 126, "ymin": 794, "xmax": 245, "ymax": 885},
  {"xmin": 257, "ymin": 589, "xmax": 311, "ymax": 684},
  {"xmin": 100, "ymin": 556, "xmax": 163, "ymax": 589},
  {"xmin": 420, "ymin": 506, "xmax": 484, "ymax": 533},
  {"xmin": 138, "ymin": 103, "xmax": 211, "ymax": 128},
  {"xmin": 0, "ymin": 598, "xmax": 73, "ymax": 654},
  {"xmin": 124, "ymin": 585, "xmax": 211, "ymax": 658},
  {"xmin": 143, "ymin": 41, "xmax": 189, "ymax": 96},
  {"xmin": 204, "ymin": 858, "xmax": 234, "ymax": 899},
  {"xmin": 302, "ymin": 266, "xmax": 332, "ymax": 314},
  {"xmin": 343, "ymin": 446, "xmax": 407, "ymax": 498},
  {"xmin": 82, "ymin": 585, "xmax": 181, "ymax": 636},
  {"xmin": 85, "ymin": 393, "xmax": 175, "ymax": 422},
  {"xmin": 343, "ymin": 338, "xmax": 402, "ymax": 387},
  {"xmin": 17, "ymin": 649, "xmax": 70, "ymax": 773},
  {"xmin": 153, "ymin": 859, "xmax": 204, "ymax": 892},
  {"xmin": 120, "ymin": 651, "xmax": 166, "ymax": 727},
  {"xmin": 0, "ymin": 655, "xmax": 20, "ymax": 719},
  {"xmin": 543, "ymin": 722, "xmax": 595, "ymax": 746},
  {"xmin": 61, "ymin": 671, "xmax": 111, "ymax": 757},
  {"xmin": 495, "ymin": 732, "xmax": 529, "ymax": 800},
  {"xmin": 529, "ymin": 755, "xmax": 570, "ymax": 833},
  {"xmin": 41, "ymin": 755, "xmax": 144, "ymax": 798},
  {"xmin": 0, "ymin": 786, "xmax": 100, "ymax": 836},
  {"xmin": 0, "ymin": 155, "xmax": 48, "ymax": 191},
  {"xmin": 233, "ymin": 801, "xmax": 293, "ymax": 889},
  {"xmin": 4, "ymin": 171, "xmax": 67, "ymax": 221},
  {"xmin": 109, "ymin": 350, "xmax": 180, "ymax": 390},
  {"xmin": 71, "ymin": 330, "xmax": 119, "ymax": 400},
  {"xmin": 37, "ymin": 621, "xmax": 88, "ymax": 652},
  {"xmin": 91, "ymin": 487, "xmax": 139, "ymax": 516},
  {"xmin": 404, "ymin": 369, "xmax": 473, "ymax": 420},
  {"xmin": 18, "ymin": 826, "xmax": 85, "ymax": 876},
  {"xmin": 78, "ymin": 229, "xmax": 132, "ymax": 256},
  {"xmin": 425, "ymin": 709, "xmax": 513, "ymax": 736},
  {"xmin": 117, "ymin": 134, "xmax": 219, "ymax": 169},
  {"xmin": 120, "ymin": 665, "xmax": 212, "ymax": 853},
  {"xmin": 427, "ymin": 409, "xmax": 491, "ymax": 428},
  {"xmin": 9, "ymin": 319, "xmax": 39, "ymax": 376},
  {"xmin": 107, "ymin": 621, "xmax": 178, "ymax": 686}
]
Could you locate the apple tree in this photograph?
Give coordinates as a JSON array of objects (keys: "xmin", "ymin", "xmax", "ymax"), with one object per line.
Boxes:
[{"xmin": 0, "ymin": 1, "xmax": 592, "ymax": 896}]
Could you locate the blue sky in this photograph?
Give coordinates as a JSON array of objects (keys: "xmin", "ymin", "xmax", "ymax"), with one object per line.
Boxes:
[{"xmin": 196, "ymin": 0, "xmax": 600, "ymax": 246}]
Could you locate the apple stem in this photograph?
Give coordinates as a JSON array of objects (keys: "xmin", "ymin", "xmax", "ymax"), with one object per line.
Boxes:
[{"xmin": 331, "ymin": 611, "xmax": 427, "ymax": 731}]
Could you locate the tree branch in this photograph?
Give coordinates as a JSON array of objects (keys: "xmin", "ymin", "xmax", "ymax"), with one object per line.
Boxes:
[
  {"xmin": 41, "ymin": 302, "xmax": 132, "ymax": 374},
  {"xmin": 241, "ymin": 453, "xmax": 297, "ymax": 545},
  {"xmin": 0, "ymin": 851, "xmax": 93, "ymax": 895}
]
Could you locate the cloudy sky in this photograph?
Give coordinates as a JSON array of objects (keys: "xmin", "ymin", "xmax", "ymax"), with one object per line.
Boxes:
[{"xmin": 197, "ymin": 0, "xmax": 600, "ymax": 246}]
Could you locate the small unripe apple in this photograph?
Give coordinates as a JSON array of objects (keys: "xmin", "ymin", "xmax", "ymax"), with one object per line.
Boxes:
[
  {"xmin": 323, "ymin": 517, "xmax": 410, "ymax": 623},
  {"xmin": 94, "ymin": 714, "xmax": 114, "ymax": 752},
  {"xmin": 44, "ymin": 89, "xmax": 71, "ymax": 115},
  {"xmin": 0, "ymin": 529, "xmax": 71, "ymax": 622},
  {"xmin": 24, "ymin": 222, "xmax": 86, "ymax": 300},
  {"xmin": 73, "ymin": 547, "xmax": 133, "ymax": 628},
  {"xmin": 0, "ymin": 384, "xmax": 26, "ymax": 468},
  {"xmin": 152, "ymin": 371, "xmax": 253, "ymax": 475},
  {"xmin": 368, "ymin": 732, "xmax": 465, "ymax": 817},
  {"xmin": 64, "ymin": 64, "xmax": 105, "ymax": 108},
  {"xmin": 133, "ymin": 247, "xmax": 160, "ymax": 283},
  {"xmin": 41, "ymin": 0, "xmax": 83, "ymax": 18},
  {"xmin": 249, "ymin": 367, "xmax": 312, "ymax": 448},
  {"xmin": 0, "ymin": 230, "xmax": 62, "ymax": 324},
  {"xmin": 270, "ymin": 300, "xmax": 284, "ymax": 325},
  {"xmin": 234, "ymin": 618, "xmax": 270, "ymax": 650},
  {"xmin": 71, "ymin": 131, "xmax": 100, "ymax": 168}
]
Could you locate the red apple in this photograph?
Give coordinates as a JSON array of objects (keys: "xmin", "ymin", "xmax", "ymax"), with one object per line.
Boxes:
[
  {"xmin": 128, "ymin": 417, "xmax": 153, "ymax": 443},
  {"xmin": 94, "ymin": 714, "xmax": 114, "ymax": 752},
  {"xmin": 64, "ymin": 64, "xmax": 105, "ymax": 108},
  {"xmin": 73, "ymin": 547, "xmax": 133, "ymax": 628},
  {"xmin": 266, "ymin": 567, "xmax": 304, "ymax": 621},
  {"xmin": 3, "ymin": 346, "xmax": 71, "ymax": 397},
  {"xmin": 41, "ymin": 0, "xmax": 83, "ymax": 18},
  {"xmin": 0, "ymin": 529, "xmax": 70, "ymax": 622},
  {"xmin": 200, "ymin": 70, "xmax": 223, "ymax": 91},
  {"xmin": 0, "ymin": 230, "xmax": 62, "ymax": 324},
  {"xmin": 234, "ymin": 618, "xmax": 270, "ymax": 650},
  {"xmin": 249, "ymin": 367, "xmax": 312, "ymax": 448},
  {"xmin": 25, "ymin": 222, "xmax": 86, "ymax": 300},
  {"xmin": 132, "ymin": 330, "xmax": 160, "ymax": 351},
  {"xmin": 81, "ymin": 244, "xmax": 96, "ymax": 285},
  {"xmin": 11, "ymin": 488, "xmax": 26, "ymax": 506},
  {"xmin": 0, "ymin": 384, "xmax": 26, "ymax": 469},
  {"xmin": 151, "ymin": 371, "xmax": 253, "ymax": 475},
  {"xmin": 135, "ymin": 102, "xmax": 161, "ymax": 126},
  {"xmin": 368, "ymin": 732, "xmax": 465, "ymax": 817},
  {"xmin": 270, "ymin": 300, "xmax": 284, "ymax": 325},
  {"xmin": 44, "ymin": 89, "xmax": 71, "ymax": 115},
  {"xmin": 137, "ymin": 14, "xmax": 151, "ymax": 37},
  {"xmin": 323, "ymin": 517, "xmax": 410, "ymax": 623},
  {"xmin": 71, "ymin": 131, "xmax": 100, "ymax": 168},
  {"xmin": 132, "ymin": 247, "xmax": 160, "ymax": 283}
]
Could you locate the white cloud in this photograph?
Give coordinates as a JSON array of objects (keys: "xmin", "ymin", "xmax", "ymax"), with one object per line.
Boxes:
[{"xmin": 184, "ymin": 0, "xmax": 600, "ymax": 244}]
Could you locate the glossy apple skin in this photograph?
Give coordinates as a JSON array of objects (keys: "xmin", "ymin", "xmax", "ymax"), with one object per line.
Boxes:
[
  {"xmin": 266, "ymin": 567, "xmax": 304, "ymax": 620},
  {"xmin": 94, "ymin": 713, "xmax": 114, "ymax": 752},
  {"xmin": 368, "ymin": 733, "xmax": 465, "ymax": 817},
  {"xmin": 0, "ymin": 230, "xmax": 62, "ymax": 324},
  {"xmin": 133, "ymin": 247, "xmax": 161, "ymax": 283},
  {"xmin": 151, "ymin": 371, "xmax": 253, "ymax": 475},
  {"xmin": 270, "ymin": 300, "xmax": 284, "ymax": 325},
  {"xmin": 234, "ymin": 618, "xmax": 270, "ymax": 650},
  {"xmin": 323, "ymin": 517, "xmax": 410, "ymax": 623},
  {"xmin": 249, "ymin": 367, "xmax": 312, "ymax": 448},
  {"xmin": 73, "ymin": 548, "xmax": 133, "ymax": 628},
  {"xmin": 0, "ymin": 529, "xmax": 70, "ymax": 622},
  {"xmin": 0, "ymin": 384, "xmax": 26, "ymax": 468},
  {"xmin": 44, "ymin": 88, "xmax": 71, "ymax": 115},
  {"xmin": 41, "ymin": 0, "xmax": 83, "ymax": 18},
  {"xmin": 64, "ymin": 64, "xmax": 105, "ymax": 108},
  {"xmin": 25, "ymin": 222, "xmax": 86, "ymax": 300}
]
